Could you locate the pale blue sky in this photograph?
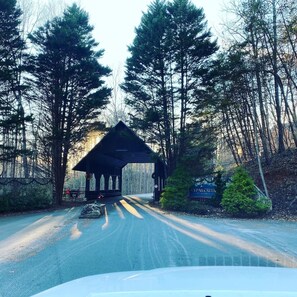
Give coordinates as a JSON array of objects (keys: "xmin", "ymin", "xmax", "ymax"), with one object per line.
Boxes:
[{"xmin": 74, "ymin": 0, "xmax": 226, "ymax": 70}]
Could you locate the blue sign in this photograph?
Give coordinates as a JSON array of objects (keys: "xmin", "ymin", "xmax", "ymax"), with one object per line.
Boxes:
[{"xmin": 189, "ymin": 183, "xmax": 216, "ymax": 199}]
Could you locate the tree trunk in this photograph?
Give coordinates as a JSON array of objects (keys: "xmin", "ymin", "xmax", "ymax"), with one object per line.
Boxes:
[
  {"xmin": 252, "ymin": 77, "xmax": 269, "ymax": 198},
  {"xmin": 250, "ymin": 25, "xmax": 270, "ymax": 163},
  {"xmin": 272, "ymin": 0, "xmax": 285, "ymax": 153},
  {"xmin": 52, "ymin": 143, "xmax": 64, "ymax": 205}
]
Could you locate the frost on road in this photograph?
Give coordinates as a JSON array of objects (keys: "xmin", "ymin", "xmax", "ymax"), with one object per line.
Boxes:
[
  {"xmin": 0, "ymin": 208, "xmax": 80, "ymax": 263},
  {"xmin": 1, "ymin": 194, "xmax": 297, "ymax": 297}
]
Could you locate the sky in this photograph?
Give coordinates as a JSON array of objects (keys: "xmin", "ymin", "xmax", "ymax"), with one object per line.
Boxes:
[{"xmin": 69, "ymin": 0, "xmax": 227, "ymax": 74}]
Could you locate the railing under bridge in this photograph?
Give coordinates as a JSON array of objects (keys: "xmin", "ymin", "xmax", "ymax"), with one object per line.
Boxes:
[{"xmin": 63, "ymin": 188, "xmax": 122, "ymax": 202}]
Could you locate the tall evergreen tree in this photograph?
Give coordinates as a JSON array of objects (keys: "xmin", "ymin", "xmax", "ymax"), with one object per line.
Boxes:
[
  {"xmin": 122, "ymin": 0, "xmax": 218, "ymax": 176},
  {"xmin": 29, "ymin": 4, "xmax": 111, "ymax": 205},
  {"xmin": 0, "ymin": 0, "xmax": 30, "ymax": 176},
  {"xmin": 122, "ymin": 0, "xmax": 174, "ymax": 172},
  {"xmin": 167, "ymin": 0, "xmax": 218, "ymax": 157},
  {"xmin": 0, "ymin": 0, "xmax": 24, "ymax": 98}
]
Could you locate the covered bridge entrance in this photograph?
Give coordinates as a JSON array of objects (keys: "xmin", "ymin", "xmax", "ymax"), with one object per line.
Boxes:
[{"xmin": 73, "ymin": 121, "xmax": 165, "ymax": 201}]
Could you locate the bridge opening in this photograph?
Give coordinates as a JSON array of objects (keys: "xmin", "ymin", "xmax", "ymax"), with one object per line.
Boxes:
[
  {"xmin": 73, "ymin": 121, "xmax": 165, "ymax": 201},
  {"xmin": 122, "ymin": 163, "xmax": 154, "ymax": 195}
]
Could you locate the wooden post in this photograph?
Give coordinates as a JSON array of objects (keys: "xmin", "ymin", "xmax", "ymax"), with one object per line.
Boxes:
[
  {"xmin": 104, "ymin": 174, "xmax": 109, "ymax": 191},
  {"xmin": 154, "ymin": 162, "xmax": 159, "ymax": 201},
  {"xmin": 85, "ymin": 172, "xmax": 90, "ymax": 200},
  {"xmin": 119, "ymin": 170, "xmax": 123, "ymax": 194},
  {"xmin": 112, "ymin": 176, "xmax": 116, "ymax": 190},
  {"xmin": 95, "ymin": 172, "xmax": 101, "ymax": 192}
]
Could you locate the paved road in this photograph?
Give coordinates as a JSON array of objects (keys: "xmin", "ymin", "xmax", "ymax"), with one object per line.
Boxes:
[{"xmin": 1, "ymin": 194, "xmax": 297, "ymax": 297}]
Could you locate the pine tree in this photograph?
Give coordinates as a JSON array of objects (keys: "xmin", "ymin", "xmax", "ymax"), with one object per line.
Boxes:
[
  {"xmin": 221, "ymin": 167, "xmax": 271, "ymax": 217},
  {"xmin": 29, "ymin": 4, "xmax": 111, "ymax": 205},
  {"xmin": 122, "ymin": 0, "xmax": 174, "ymax": 171},
  {"xmin": 167, "ymin": 0, "xmax": 218, "ymax": 157},
  {"xmin": 0, "ymin": 0, "xmax": 30, "ymax": 176},
  {"xmin": 122, "ymin": 0, "xmax": 218, "ymax": 177}
]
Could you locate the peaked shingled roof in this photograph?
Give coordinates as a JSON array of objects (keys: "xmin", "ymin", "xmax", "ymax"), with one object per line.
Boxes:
[{"xmin": 73, "ymin": 121, "xmax": 159, "ymax": 173}]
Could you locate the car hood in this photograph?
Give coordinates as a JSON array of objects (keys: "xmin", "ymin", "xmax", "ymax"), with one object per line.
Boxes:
[{"xmin": 32, "ymin": 266, "xmax": 297, "ymax": 297}]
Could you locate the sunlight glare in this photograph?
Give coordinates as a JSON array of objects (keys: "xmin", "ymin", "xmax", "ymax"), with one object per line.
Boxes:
[
  {"xmin": 164, "ymin": 215, "xmax": 297, "ymax": 268},
  {"xmin": 119, "ymin": 199, "xmax": 143, "ymax": 219},
  {"xmin": 114, "ymin": 202, "xmax": 125, "ymax": 219},
  {"xmin": 102, "ymin": 206, "xmax": 109, "ymax": 230},
  {"xmin": 70, "ymin": 223, "xmax": 82, "ymax": 240},
  {"xmin": 0, "ymin": 215, "xmax": 66, "ymax": 263},
  {"xmin": 128, "ymin": 197, "xmax": 297, "ymax": 268}
]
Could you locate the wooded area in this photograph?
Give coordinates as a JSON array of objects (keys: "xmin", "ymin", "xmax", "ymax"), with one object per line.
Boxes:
[
  {"xmin": 122, "ymin": 0, "xmax": 218, "ymax": 177},
  {"xmin": 123, "ymin": 0, "xmax": 297, "ymax": 179},
  {"xmin": 216, "ymin": 0, "xmax": 297, "ymax": 165},
  {"xmin": 0, "ymin": 0, "xmax": 296, "ymax": 206},
  {"xmin": 0, "ymin": 1, "xmax": 111, "ymax": 204}
]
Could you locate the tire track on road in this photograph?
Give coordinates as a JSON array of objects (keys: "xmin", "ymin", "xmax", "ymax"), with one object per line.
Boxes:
[
  {"xmin": 125, "ymin": 197, "xmax": 192, "ymax": 268},
  {"xmin": 126, "ymin": 196, "xmax": 297, "ymax": 268}
]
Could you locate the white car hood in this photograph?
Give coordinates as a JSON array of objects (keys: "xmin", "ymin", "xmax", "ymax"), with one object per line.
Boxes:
[{"xmin": 32, "ymin": 266, "xmax": 297, "ymax": 297}]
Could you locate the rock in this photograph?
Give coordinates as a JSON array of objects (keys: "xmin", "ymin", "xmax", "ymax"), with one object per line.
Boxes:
[{"xmin": 79, "ymin": 202, "xmax": 105, "ymax": 219}]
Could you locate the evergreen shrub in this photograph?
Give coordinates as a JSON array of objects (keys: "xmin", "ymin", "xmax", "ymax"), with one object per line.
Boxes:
[
  {"xmin": 0, "ymin": 183, "xmax": 53, "ymax": 213},
  {"xmin": 160, "ymin": 166, "xmax": 192, "ymax": 211},
  {"xmin": 160, "ymin": 166, "xmax": 219, "ymax": 214},
  {"xmin": 221, "ymin": 167, "xmax": 271, "ymax": 217}
]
